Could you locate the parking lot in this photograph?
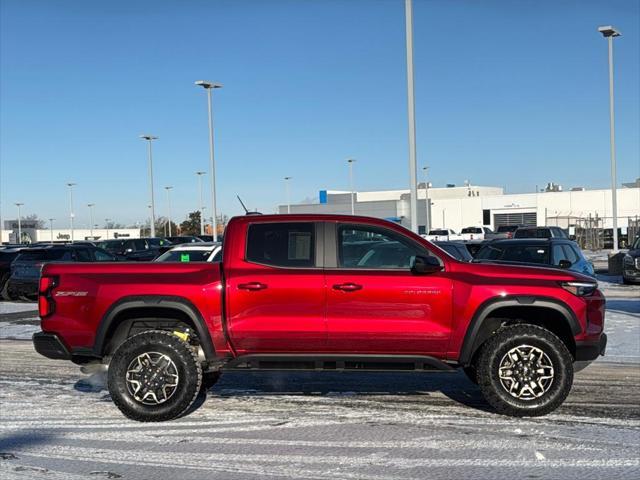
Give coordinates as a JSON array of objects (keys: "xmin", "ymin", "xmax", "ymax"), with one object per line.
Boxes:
[{"xmin": 0, "ymin": 276, "xmax": 638, "ymax": 480}]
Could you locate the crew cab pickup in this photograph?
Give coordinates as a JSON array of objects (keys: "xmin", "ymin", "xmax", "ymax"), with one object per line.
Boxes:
[{"xmin": 33, "ymin": 214, "xmax": 607, "ymax": 422}]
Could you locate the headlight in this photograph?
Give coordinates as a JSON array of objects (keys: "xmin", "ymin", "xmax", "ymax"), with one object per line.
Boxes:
[
  {"xmin": 623, "ymin": 254, "xmax": 633, "ymax": 264},
  {"xmin": 561, "ymin": 281, "xmax": 598, "ymax": 297}
]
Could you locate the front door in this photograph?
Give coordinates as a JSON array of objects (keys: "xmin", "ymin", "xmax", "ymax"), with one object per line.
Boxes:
[
  {"xmin": 226, "ymin": 221, "xmax": 326, "ymax": 353},
  {"xmin": 325, "ymin": 223, "xmax": 453, "ymax": 355}
]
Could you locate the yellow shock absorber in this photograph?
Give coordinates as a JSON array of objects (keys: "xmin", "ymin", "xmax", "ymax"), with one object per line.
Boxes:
[{"xmin": 173, "ymin": 330, "xmax": 190, "ymax": 342}]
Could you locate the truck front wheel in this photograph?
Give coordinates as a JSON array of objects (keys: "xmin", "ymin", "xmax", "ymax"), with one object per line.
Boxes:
[
  {"xmin": 107, "ymin": 330, "xmax": 202, "ymax": 422},
  {"xmin": 475, "ymin": 324, "xmax": 573, "ymax": 417}
]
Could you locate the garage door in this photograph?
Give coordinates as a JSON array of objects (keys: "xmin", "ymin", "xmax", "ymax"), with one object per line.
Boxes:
[{"xmin": 493, "ymin": 212, "xmax": 537, "ymax": 227}]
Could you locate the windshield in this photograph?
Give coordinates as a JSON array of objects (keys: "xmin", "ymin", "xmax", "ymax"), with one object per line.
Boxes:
[
  {"xmin": 633, "ymin": 237, "xmax": 640, "ymax": 250},
  {"xmin": 475, "ymin": 244, "xmax": 550, "ymax": 264},
  {"xmin": 155, "ymin": 249, "xmax": 214, "ymax": 262},
  {"xmin": 461, "ymin": 227, "xmax": 482, "ymax": 234},
  {"xmin": 428, "ymin": 230, "xmax": 449, "ymax": 236},
  {"xmin": 97, "ymin": 240, "xmax": 126, "ymax": 252},
  {"xmin": 148, "ymin": 238, "xmax": 172, "ymax": 247},
  {"xmin": 496, "ymin": 225, "xmax": 519, "ymax": 233}
]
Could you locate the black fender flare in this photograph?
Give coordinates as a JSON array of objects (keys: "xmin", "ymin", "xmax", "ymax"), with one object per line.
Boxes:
[
  {"xmin": 93, "ymin": 295, "xmax": 216, "ymax": 360},
  {"xmin": 457, "ymin": 295, "xmax": 581, "ymax": 366}
]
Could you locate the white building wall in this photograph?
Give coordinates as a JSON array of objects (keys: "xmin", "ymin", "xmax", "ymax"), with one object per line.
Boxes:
[{"xmin": 34, "ymin": 228, "xmax": 141, "ymax": 242}]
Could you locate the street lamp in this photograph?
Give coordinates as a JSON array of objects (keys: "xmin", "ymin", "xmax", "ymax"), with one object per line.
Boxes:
[
  {"xmin": 284, "ymin": 176, "xmax": 292, "ymax": 214},
  {"xmin": 105, "ymin": 218, "xmax": 111, "ymax": 239},
  {"xmin": 347, "ymin": 159, "xmax": 356, "ymax": 215},
  {"xmin": 66, "ymin": 183, "xmax": 76, "ymax": 242},
  {"xmin": 140, "ymin": 134, "xmax": 158, "ymax": 237},
  {"xmin": 598, "ymin": 25, "xmax": 622, "ymax": 252},
  {"xmin": 87, "ymin": 203, "xmax": 95, "ymax": 238},
  {"xmin": 195, "ymin": 80, "xmax": 223, "ymax": 240},
  {"xmin": 405, "ymin": 0, "xmax": 419, "ymax": 233},
  {"xmin": 195, "ymin": 171, "xmax": 206, "ymax": 235},
  {"xmin": 165, "ymin": 186, "xmax": 173, "ymax": 237},
  {"xmin": 422, "ymin": 166, "xmax": 430, "ymax": 233},
  {"xmin": 49, "ymin": 218, "xmax": 55, "ymax": 242},
  {"xmin": 14, "ymin": 203, "xmax": 24, "ymax": 244}
]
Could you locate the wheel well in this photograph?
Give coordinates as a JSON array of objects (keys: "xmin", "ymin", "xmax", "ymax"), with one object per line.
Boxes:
[
  {"xmin": 465, "ymin": 306, "xmax": 577, "ymax": 365},
  {"xmin": 102, "ymin": 307, "xmax": 202, "ymax": 356}
]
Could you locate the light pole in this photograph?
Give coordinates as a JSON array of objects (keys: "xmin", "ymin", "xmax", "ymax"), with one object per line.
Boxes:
[
  {"xmin": 87, "ymin": 203, "xmax": 95, "ymax": 238},
  {"xmin": 105, "ymin": 218, "xmax": 111, "ymax": 240},
  {"xmin": 196, "ymin": 171, "xmax": 206, "ymax": 235},
  {"xmin": 165, "ymin": 186, "xmax": 173, "ymax": 237},
  {"xmin": 195, "ymin": 80, "xmax": 223, "ymax": 240},
  {"xmin": 598, "ymin": 25, "xmax": 622, "ymax": 252},
  {"xmin": 140, "ymin": 135, "xmax": 158, "ymax": 237},
  {"xmin": 347, "ymin": 159, "xmax": 356, "ymax": 215},
  {"xmin": 422, "ymin": 166, "xmax": 430, "ymax": 233},
  {"xmin": 66, "ymin": 183, "xmax": 76, "ymax": 242},
  {"xmin": 405, "ymin": 0, "xmax": 419, "ymax": 233},
  {"xmin": 284, "ymin": 176, "xmax": 292, "ymax": 214},
  {"xmin": 49, "ymin": 218, "xmax": 55, "ymax": 242},
  {"xmin": 14, "ymin": 203, "xmax": 23, "ymax": 243}
]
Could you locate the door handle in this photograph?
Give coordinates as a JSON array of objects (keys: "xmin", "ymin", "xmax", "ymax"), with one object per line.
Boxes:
[
  {"xmin": 238, "ymin": 282, "xmax": 268, "ymax": 291},
  {"xmin": 332, "ymin": 282, "xmax": 363, "ymax": 292}
]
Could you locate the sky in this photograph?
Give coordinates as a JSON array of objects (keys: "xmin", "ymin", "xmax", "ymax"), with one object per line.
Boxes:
[{"xmin": 1, "ymin": 0, "xmax": 639, "ymax": 229}]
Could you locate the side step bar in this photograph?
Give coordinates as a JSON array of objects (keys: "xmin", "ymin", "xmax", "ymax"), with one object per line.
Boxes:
[{"xmin": 222, "ymin": 354, "xmax": 455, "ymax": 372}]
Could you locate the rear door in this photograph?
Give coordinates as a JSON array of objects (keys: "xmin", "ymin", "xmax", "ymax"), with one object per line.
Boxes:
[
  {"xmin": 225, "ymin": 221, "xmax": 326, "ymax": 353},
  {"xmin": 324, "ymin": 222, "xmax": 453, "ymax": 355}
]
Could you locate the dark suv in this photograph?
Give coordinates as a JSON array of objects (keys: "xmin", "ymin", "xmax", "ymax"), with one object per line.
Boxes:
[
  {"xmin": 1, "ymin": 247, "xmax": 25, "ymax": 300},
  {"xmin": 623, "ymin": 236, "xmax": 640, "ymax": 284},
  {"xmin": 474, "ymin": 238, "xmax": 594, "ymax": 277},
  {"xmin": 96, "ymin": 238, "xmax": 171, "ymax": 261},
  {"xmin": 8, "ymin": 244, "xmax": 116, "ymax": 299}
]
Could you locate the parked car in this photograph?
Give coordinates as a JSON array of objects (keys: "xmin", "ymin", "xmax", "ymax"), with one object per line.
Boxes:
[
  {"xmin": 460, "ymin": 226, "xmax": 494, "ymax": 241},
  {"xmin": 623, "ymin": 236, "xmax": 640, "ymax": 285},
  {"xmin": 33, "ymin": 214, "xmax": 605, "ymax": 421},
  {"xmin": 492, "ymin": 225, "xmax": 525, "ymax": 239},
  {"xmin": 165, "ymin": 236, "xmax": 204, "ymax": 245},
  {"xmin": 513, "ymin": 226, "xmax": 569, "ymax": 239},
  {"xmin": 422, "ymin": 229, "xmax": 462, "ymax": 242},
  {"xmin": 155, "ymin": 243, "xmax": 222, "ymax": 263},
  {"xmin": 473, "ymin": 238, "xmax": 595, "ymax": 277},
  {"xmin": 96, "ymin": 238, "xmax": 172, "ymax": 261},
  {"xmin": 433, "ymin": 241, "xmax": 473, "ymax": 262},
  {"xmin": 8, "ymin": 244, "xmax": 116, "ymax": 299},
  {"xmin": 0, "ymin": 247, "xmax": 24, "ymax": 300}
]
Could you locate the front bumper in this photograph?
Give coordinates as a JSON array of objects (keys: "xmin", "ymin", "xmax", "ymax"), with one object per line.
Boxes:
[
  {"xmin": 33, "ymin": 332, "xmax": 71, "ymax": 360},
  {"xmin": 575, "ymin": 333, "xmax": 607, "ymax": 362}
]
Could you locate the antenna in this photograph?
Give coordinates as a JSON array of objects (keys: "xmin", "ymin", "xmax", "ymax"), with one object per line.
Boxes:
[{"xmin": 237, "ymin": 195, "xmax": 249, "ymax": 214}]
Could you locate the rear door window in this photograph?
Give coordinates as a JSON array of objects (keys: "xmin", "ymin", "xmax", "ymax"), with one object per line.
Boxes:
[
  {"xmin": 74, "ymin": 248, "xmax": 93, "ymax": 262},
  {"xmin": 246, "ymin": 222, "xmax": 315, "ymax": 268}
]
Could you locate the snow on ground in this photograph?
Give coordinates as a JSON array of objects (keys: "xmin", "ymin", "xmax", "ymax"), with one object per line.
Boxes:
[{"xmin": 0, "ymin": 302, "xmax": 38, "ymax": 315}]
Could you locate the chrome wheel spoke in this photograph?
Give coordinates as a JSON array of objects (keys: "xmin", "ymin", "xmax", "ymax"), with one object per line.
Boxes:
[
  {"xmin": 498, "ymin": 344, "xmax": 555, "ymax": 401},
  {"xmin": 125, "ymin": 352, "xmax": 180, "ymax": 405}
]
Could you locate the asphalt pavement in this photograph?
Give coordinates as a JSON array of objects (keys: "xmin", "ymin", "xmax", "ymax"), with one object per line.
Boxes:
[{"xmin": 0, "ymin": 339, "xmax": 638, "ymax": 480}]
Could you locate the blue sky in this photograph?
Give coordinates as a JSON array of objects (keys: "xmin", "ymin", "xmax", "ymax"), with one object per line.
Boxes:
[{"xmin": 1, "ymin": 0, "xmax": 639, "ymax": 228}]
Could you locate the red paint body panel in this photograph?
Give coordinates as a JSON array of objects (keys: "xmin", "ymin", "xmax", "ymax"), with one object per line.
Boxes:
[{"xmin": 37, "ymin": 213, "xmax": 606, "ymax": 365}]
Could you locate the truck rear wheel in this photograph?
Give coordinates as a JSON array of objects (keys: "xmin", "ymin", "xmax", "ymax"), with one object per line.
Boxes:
[
  {"xmin": 475, "ymin": 324, "xmax": 573, "ymax": 417},
  {"xmin": 107, "ymin": 330, "xmax": 202, "ymax": 422}
]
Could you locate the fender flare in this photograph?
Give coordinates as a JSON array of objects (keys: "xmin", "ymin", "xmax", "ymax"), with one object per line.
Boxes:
[
  {"xmin": 457, "ymin": 295, "xmax": 581, "ymax": 366},
  {"xmin": 93, "ymin": 295, "xmax": 216, "ymax": 360}
]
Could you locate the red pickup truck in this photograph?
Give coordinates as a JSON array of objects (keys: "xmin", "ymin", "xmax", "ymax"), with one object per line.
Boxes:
[{"xmin": 33, "ymin": 214, "xmax": 607, "ymax": 421}]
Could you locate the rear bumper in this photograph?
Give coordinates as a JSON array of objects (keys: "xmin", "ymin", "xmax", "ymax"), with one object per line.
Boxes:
[
  {"xmin": 33, "ymin": 332, "xmax": 71, "ymax": 360},
  {"xmin": 575, "ymin": 333, "xmax": 607, "ymax": 362}
]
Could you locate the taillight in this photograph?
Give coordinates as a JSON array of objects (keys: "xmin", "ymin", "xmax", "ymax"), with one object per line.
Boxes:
[
  {"xmin": 38, "ymin": 276, "xmax": 58, "ymax": 318},
  {"xmin": 507, "ymin": 232, "xmax": 513, "ymax": 239}
]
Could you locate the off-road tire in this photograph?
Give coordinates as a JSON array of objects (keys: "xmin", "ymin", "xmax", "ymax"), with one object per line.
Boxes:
[
  {"xmin": 108, "ymin": 330, "xmax": 202, "ymax": 422},
  {"xmin": 475, "ymin": 324, "xmax": 573, "ymax": 417}
]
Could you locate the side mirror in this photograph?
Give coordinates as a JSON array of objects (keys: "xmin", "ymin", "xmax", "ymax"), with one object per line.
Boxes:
[
  {"xmin": 411, "ymin": 255, "xmax": 443, "ymax": 274},
  {"xmin": 558, "ymin": 259, "xmax": 572, "ymax": 269}
]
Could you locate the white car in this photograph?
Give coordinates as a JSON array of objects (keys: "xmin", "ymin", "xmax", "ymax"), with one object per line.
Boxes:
[
  {"xmin": 460, "ymin": 226, "xmax": 494, "ymax": 241},
  {"xmin": 154, "ymin": 242, "xmax": 222, "ymax": 263},
  {"xmin": 422, "ymin": 229, "xmax": 463, "ymax": 242}
]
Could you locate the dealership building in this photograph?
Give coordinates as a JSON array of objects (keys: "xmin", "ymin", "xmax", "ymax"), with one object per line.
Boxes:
[
  {"xmin": 1, "ymin": 220, "xmax": 140, "ymax": 244},
  {"xmin": 278, "ymin": 180, "xmax": 640, "ymax": 239}
]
